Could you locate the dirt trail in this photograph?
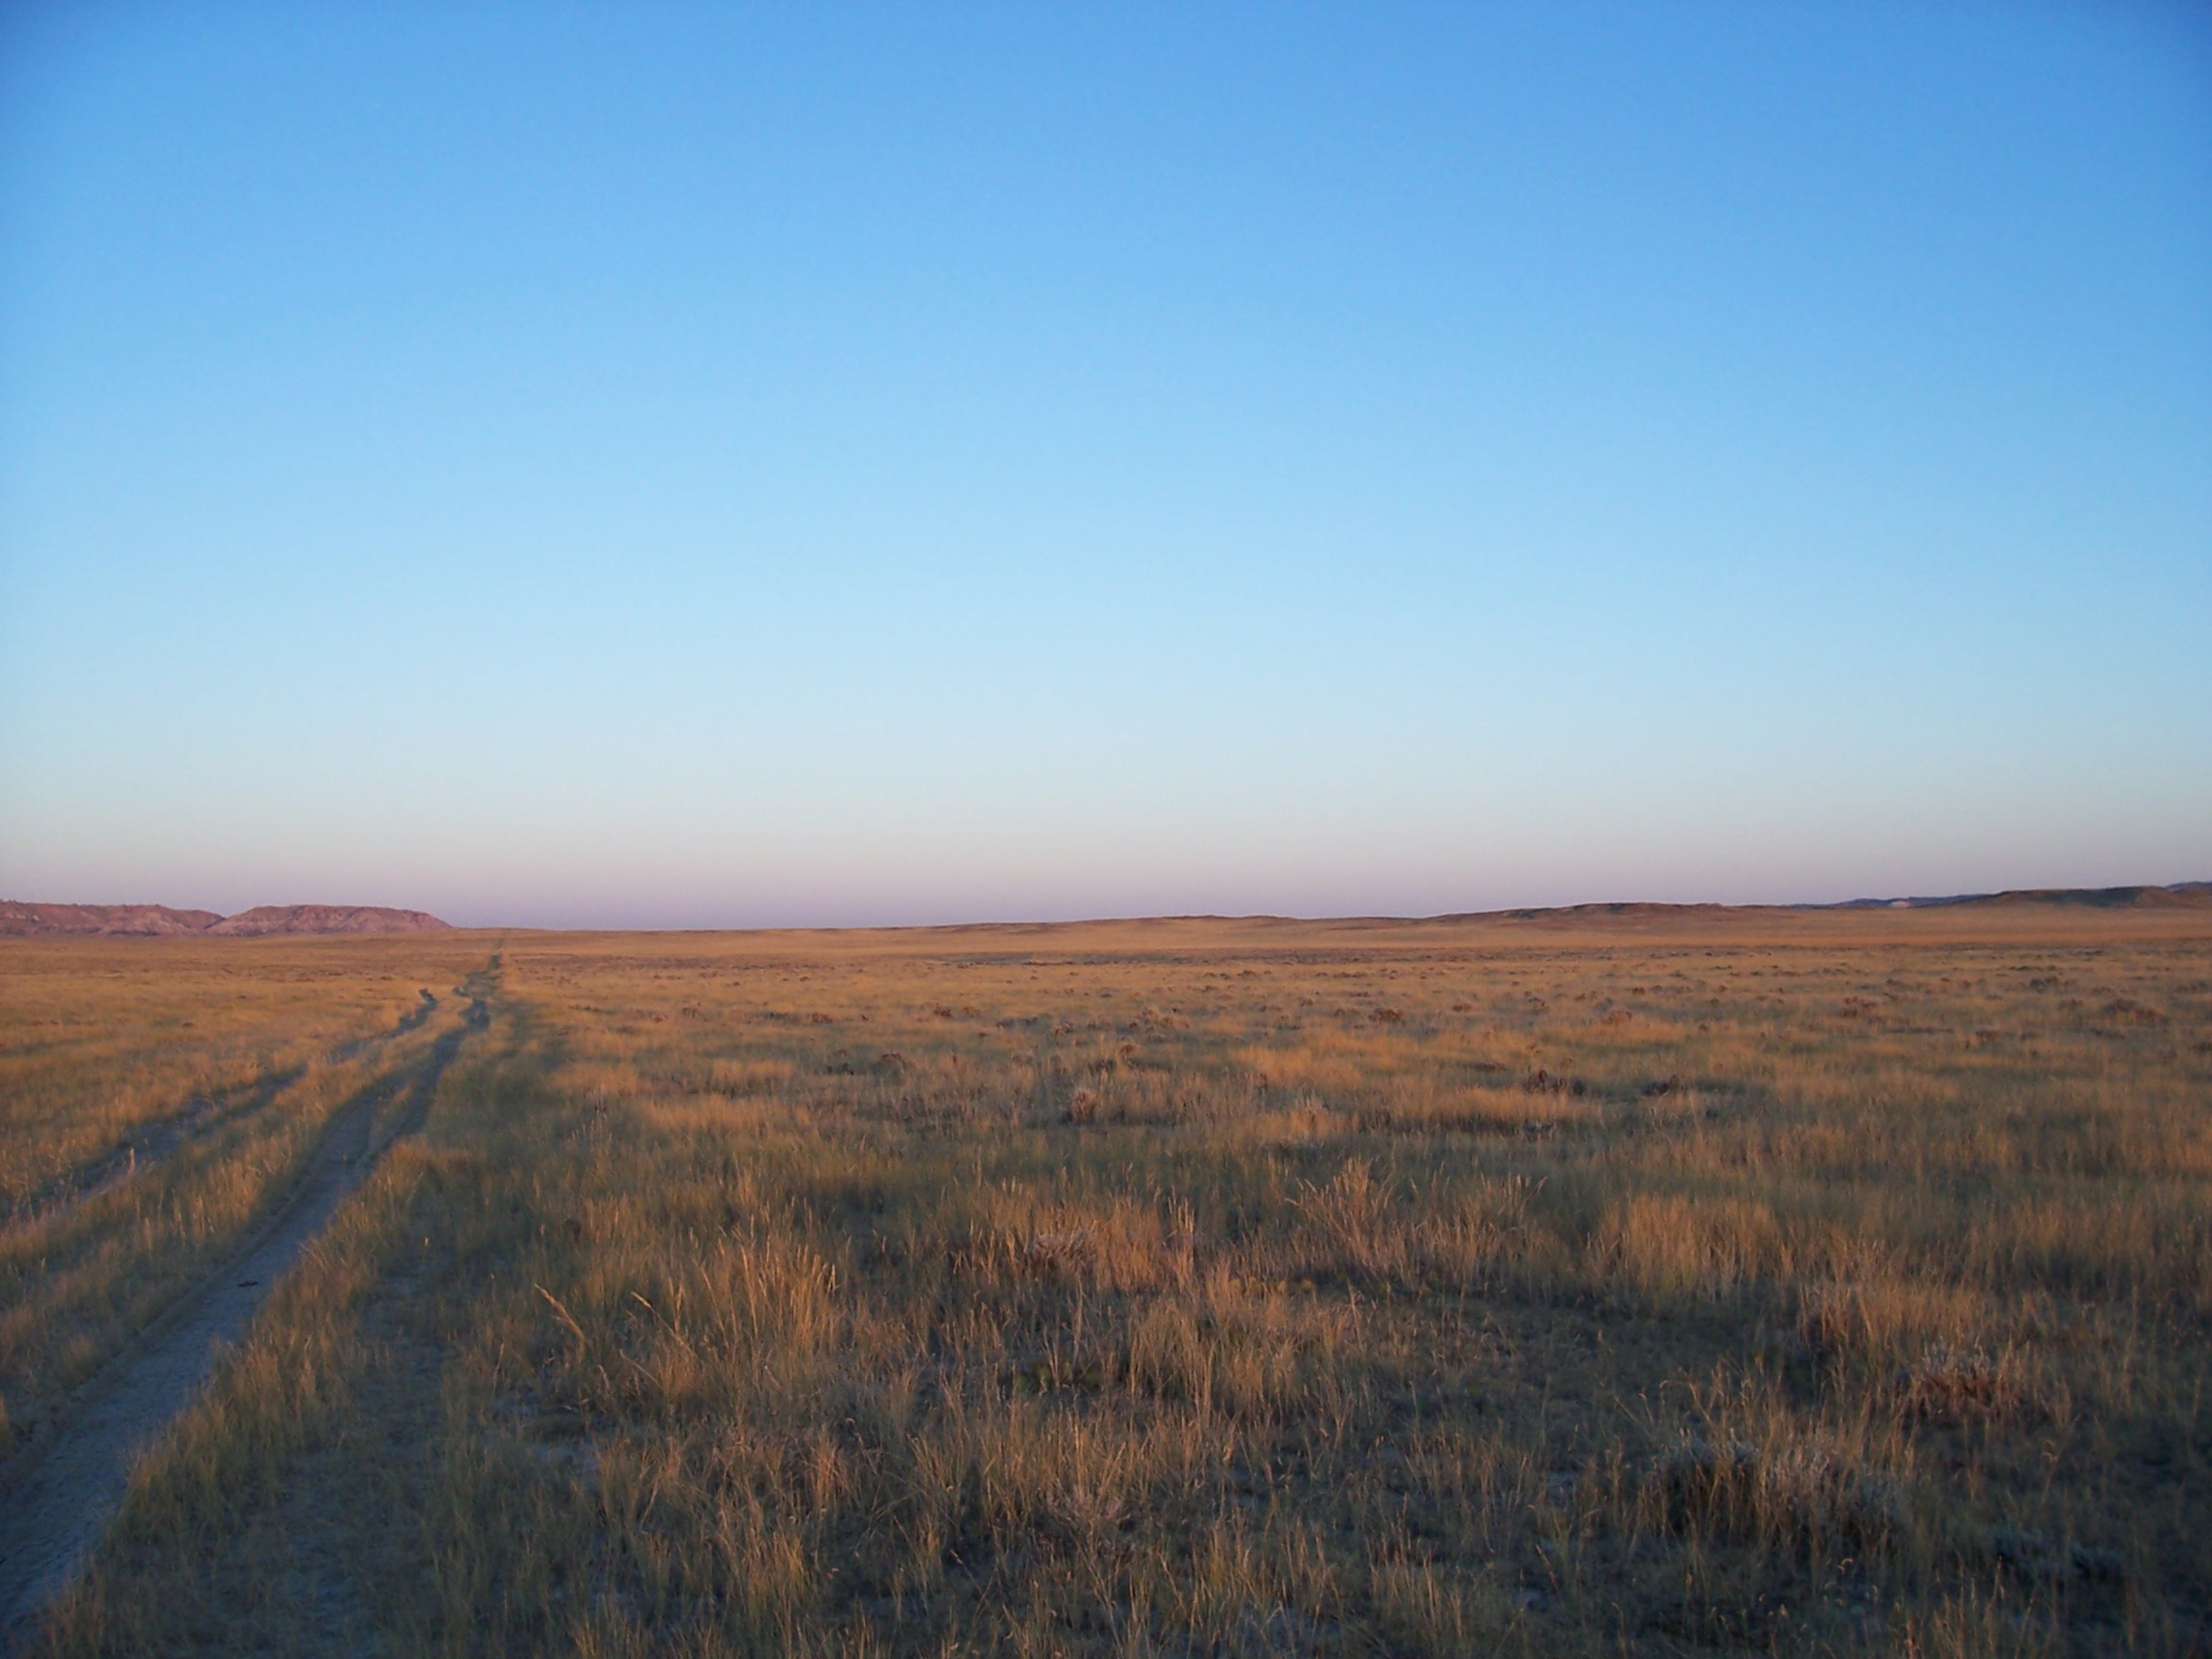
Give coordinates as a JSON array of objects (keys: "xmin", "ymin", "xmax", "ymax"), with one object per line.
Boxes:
[
  {"xmin": 333, "ymin": 986, "xmax": 440, "ymax": 1061},
  {"xmin": 0, "ymin": 987, "xmax": 489, "ymax": 1650}
]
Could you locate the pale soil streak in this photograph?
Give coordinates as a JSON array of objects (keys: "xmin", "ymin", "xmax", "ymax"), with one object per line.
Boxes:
[{"xmin": 0, "ymin": 995, "xmax": 484, "ymax": 1651}]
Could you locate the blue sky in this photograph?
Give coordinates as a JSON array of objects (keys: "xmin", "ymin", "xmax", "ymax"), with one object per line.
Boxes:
[{"xmin": 2, "ymin": 2, "xmax": 2207, "ymax": 927}]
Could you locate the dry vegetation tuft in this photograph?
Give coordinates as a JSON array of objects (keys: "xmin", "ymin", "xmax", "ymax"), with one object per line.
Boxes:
[{"xmin": 3, "ymin": 908, "xmax": 2208, "ymax": 1654}]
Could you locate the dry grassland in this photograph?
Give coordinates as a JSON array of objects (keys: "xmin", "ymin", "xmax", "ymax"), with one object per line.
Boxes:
[
  {"xmin": 3, "ymin": 910, "xmax": 2208, "ymax": 1656},
  {"xmin": 0, "ymin": 937, "xmax": 489, "ymax": 1460}
]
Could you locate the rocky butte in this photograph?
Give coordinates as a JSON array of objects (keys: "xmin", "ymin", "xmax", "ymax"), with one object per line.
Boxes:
[{"xmin": 0, "ymin": 902, "xmax": 451, "ymax": 937}]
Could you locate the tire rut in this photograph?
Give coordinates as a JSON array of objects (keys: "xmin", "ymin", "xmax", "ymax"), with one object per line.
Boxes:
[{"xmin": 0, "ymin": 985, "xmax": 490, "ymax": 1650}]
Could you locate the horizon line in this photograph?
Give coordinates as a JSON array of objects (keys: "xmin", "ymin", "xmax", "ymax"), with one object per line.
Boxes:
[{"xmin": 10, "ymin": 879, "xmax": 2210, "ymax": 937}]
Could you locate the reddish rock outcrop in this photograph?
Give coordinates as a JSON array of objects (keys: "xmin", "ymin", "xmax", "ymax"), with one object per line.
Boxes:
[
  {"xmin": 206, "ymin": 906, "xmax": 452, "ymax": 936},
  {"xmin": 1, "ymin": 902, "xmax": 451, "ymax": 937},
  {"xmin": 0, "ymin": 902, "xmax": 222, "ymax": 937}
]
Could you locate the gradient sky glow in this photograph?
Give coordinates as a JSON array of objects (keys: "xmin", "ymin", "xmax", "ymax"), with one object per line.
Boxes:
[{"xmin": 2, "ymin": 2, "xmax": 2208, "ymax": 927}]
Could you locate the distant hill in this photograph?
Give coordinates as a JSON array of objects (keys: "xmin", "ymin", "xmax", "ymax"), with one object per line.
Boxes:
[
  {"xmin": 0, "ymin": 902, "xmax": 223, "ymax": 937},
  {"xmin": 1422, "ymin": 882, "xmax": 2212, "ymax": 927},
  {"xmin": 207, "ymin": 905, "xmax": 451, "ymax": 937},
  {"xmin": 0, "ymin": 902, "xmax": 450, "ymax": 938},
  {"xmin": 1832, "ymin": 883, "xmax": 2212, "ymax": 912}
]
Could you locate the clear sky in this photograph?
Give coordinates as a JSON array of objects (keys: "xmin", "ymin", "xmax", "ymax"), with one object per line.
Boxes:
[{"xmin": 2, "ymin": 2, "xmax": 2207, "ymax": 928}]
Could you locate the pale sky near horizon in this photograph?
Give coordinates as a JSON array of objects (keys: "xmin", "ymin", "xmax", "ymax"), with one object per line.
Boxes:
[{"xmin": 2, "ymin": 2, "xmax": 2207, "ymax": 928}]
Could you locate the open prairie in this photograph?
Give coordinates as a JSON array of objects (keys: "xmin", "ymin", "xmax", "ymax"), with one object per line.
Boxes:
[{"xmin": 2, "ymin": 908, "xmax": 2207, "ymax": 1656}]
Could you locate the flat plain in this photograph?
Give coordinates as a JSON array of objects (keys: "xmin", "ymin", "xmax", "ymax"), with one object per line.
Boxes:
[{"xmin": 1, "ymin": 907, "xmax": 2206, "ymax": 1656}]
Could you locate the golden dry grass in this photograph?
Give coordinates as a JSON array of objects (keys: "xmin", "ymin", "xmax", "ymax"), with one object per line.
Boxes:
[
  {"xmin": 5, "ymin": 907, "xmax": 2209, "ymax": 1655},
  {"xmin": 0, "ymin": 937, "xmax": 489, "ymax": 1456}
]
